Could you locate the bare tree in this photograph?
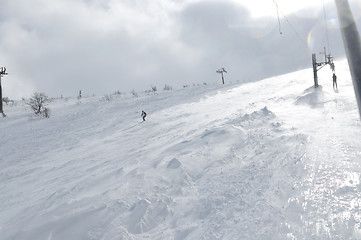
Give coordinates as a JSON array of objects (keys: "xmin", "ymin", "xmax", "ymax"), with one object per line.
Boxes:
[
  {"xmin": 164, "ymin": 84, "xmax": 172, "ymax": 91},
  {"xmin": 28, "ymin": 92, "xmax": 50, "ymax": 118},
  {"xmin": 102, "ymin": 94, "xmax": 113, "ymax": 101},
  {"xmin": 131, "ymin": 89, "xmax": 138, "ymax": 97},
  {"xmin": 151, "ymin": 85, "xmax": 157, "ymax": 93},
  {"xmin": 2, "ymin": 97, "xmax": 10, "ymax": 105}
]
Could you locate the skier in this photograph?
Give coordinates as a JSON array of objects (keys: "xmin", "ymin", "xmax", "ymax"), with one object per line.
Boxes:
[
  {"xmin": 141, "ymin": 111, "xmax": 147, "ymax": 121},
  {"xmin": 332, "ymin": 73, "xmax": 338, "ymax": 90}
]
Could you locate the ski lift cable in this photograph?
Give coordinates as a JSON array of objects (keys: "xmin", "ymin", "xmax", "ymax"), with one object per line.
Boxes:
[
  {"xmin": 275, "ymin": 2, "xmax": 282, "ymax": 34},
  {"xmin": 273, "ymin": 0, "xmax": 282, "ymax": 34},
  {"xmin": 323, "ymin": 0, "xmax": 331, "ymax": 53},
  {"xmin": 290, "ymin": 11, "xmax": 311, "ymax": 48},
  {"xmin": 272, "ymin": 0, "xmax": 309, "ymax": 50}
]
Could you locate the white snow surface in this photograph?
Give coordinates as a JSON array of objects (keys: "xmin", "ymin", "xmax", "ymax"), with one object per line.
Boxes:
[{"xmin": 2, "ymin": 59, "xmax": 361, "ymax": 239}]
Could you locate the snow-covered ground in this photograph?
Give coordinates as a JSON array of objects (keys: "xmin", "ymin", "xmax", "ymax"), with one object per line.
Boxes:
[{"xmin": 1, "ymin": 59, "xmax": 361, "ymax": 239}]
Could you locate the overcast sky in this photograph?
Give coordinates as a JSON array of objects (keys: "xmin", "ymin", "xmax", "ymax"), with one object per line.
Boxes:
[{"xmin": 0, "ymin": 0, "xmax": 360, "ymax": 99}]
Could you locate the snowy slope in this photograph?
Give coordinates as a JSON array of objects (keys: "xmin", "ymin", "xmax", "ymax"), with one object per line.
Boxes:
[{"xmin": 1, "ymin": 59, "xmax": 361, "ymax": 240}]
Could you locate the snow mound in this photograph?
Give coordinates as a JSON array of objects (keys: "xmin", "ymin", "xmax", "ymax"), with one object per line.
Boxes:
[
  {"xmin": 167, "ymin": 158, "xmax": 182, "ymax": 169},
  {"xmin": 230, "ymin": 106, "xmax": 276, "ymax": 130},
  {"xmin": 127, "ymin": 199, "xmax": 170, "ymax": 234},
  {"xmin": 295, "ymin": 86, "xmax": 326, "ymax": 107},
  {"xmin": 240, "ymin": 106, "xmax": 275, "ymax": 121}
]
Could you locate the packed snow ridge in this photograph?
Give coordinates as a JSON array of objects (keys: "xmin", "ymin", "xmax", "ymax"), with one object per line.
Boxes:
[{"xmin": 1, "ymin": 59, "xmax": 361, "ymax": 239}]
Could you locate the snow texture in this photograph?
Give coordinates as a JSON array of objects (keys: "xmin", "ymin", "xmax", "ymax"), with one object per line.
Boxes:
[{"xmin": 1, "ymin": 59, "xmax": 361, "ymax": 239}]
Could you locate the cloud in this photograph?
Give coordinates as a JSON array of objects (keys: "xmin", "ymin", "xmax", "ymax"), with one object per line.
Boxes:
[
  {"xmin": 176, "ymin": 0, "xmax": 350, "ymax": 82},
  {"xmin": 0, "ymin": 0, "xmax": 169, "ymax": 96},
  {"xmin": 177, "ymin": 1, "xmax": 301, "ymax": 81},
  {"xmin": 0, "ymin": 0, "xmax": 358, "ymax": 99}
]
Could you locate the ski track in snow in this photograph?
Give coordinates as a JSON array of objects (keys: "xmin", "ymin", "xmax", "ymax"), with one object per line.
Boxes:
[{"xmin": 1, "ymin": 60, "xmax": 361, "ymax": 239}]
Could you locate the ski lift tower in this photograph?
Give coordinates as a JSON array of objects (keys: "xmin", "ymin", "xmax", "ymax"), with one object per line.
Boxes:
[
  {"xmin": 216, "ymin": 68, "xmax": 227, "ymax": 85},
  {"xmin": 0, "ymin": 67, "xmax": 8, "ymax": 117},
  {"xmin": 312, "ymin": 47, "xmax": 335, "ymax": 88}
]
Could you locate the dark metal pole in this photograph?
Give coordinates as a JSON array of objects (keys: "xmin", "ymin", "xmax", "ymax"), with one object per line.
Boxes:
[
  {"xmin": 0, "ymin": 67, "xmax": 8, "ymax": 117},
  {"xmin": 0, "ymin": 75, "xmax": 3, "ymax": 115},
  {"xmin": 312, "ymin": 54, "xmax": 319, "ymax": 87},
  {"xmin": 335, "ymin": 0, "xmax": 361, "ymax": 117}
]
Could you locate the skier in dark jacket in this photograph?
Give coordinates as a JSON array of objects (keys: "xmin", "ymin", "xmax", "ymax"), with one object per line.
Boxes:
[
  {"xmin": 333, "ymin": 73, "xmax": 338, "ymax": 90},
  {"xmin": 141, "ymin": 111, "xmax": 147, "ymax": 121}
]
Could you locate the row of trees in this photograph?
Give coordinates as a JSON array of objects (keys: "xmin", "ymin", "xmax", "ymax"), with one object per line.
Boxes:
[
  {"xmin": 2, "ymin": 84, "xmax": 172, "ymax": 118},
  {"xmin": 3, "ymin": 78, "xmax": 223, "ymax": 118},
  {"xmin": 1, "ymin": 65, "xmax": 228, "ymax": 117}
]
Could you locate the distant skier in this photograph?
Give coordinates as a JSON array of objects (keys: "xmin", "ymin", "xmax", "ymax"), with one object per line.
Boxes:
[
  {"xmin": 332, "ymin": 73, "xmax": 338, "ymax": 90},
  {"xmin": 141, "ymin": 111, "xmax": 147, "ymax": 121}
]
